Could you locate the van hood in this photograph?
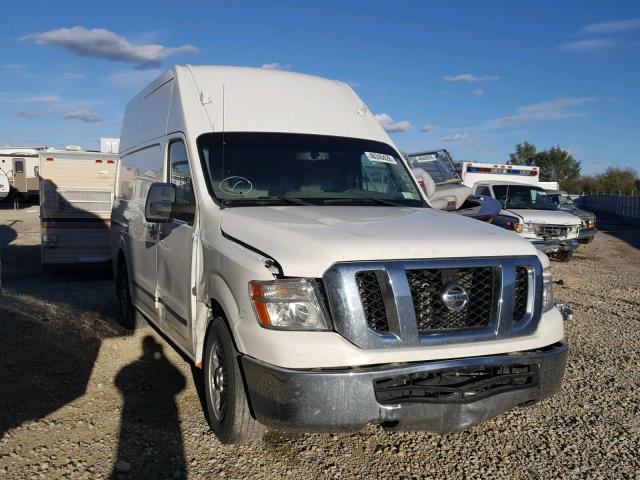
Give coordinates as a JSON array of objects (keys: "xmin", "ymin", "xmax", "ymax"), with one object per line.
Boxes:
[
  {"xmin": 220, "ymin": 206, "xmax": 538, "ymax": 277},
  {"xmin": 505, "ymin": 209, "xmax": 582, "ymax": 225}
]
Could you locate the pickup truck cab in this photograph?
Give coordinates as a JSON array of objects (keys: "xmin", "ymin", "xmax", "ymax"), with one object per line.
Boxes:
[
  {"xmin": 546, "ymin": 190, "xmax": 597, "ymax": 244},
  {"xmin": 472, "ymin": 181, "xmax": 581, "ymax": 261},
  {"xmin": 112, "ymin": 65, "xmax": 568, "ymax": 444}
]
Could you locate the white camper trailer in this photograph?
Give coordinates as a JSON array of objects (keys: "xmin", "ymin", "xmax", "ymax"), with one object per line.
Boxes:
[
  {"xmin": 0, "ymin": 146, "xmax": 45, "ymax": 200},
  {"xmin": 39, "ymin": 149, "xmax": 118, "ymax": 265}
]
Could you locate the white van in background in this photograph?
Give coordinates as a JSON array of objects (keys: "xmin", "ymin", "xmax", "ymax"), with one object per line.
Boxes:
[{"xmin": 112, "ymin": 65, "xmax": 568, "ymax": 444}]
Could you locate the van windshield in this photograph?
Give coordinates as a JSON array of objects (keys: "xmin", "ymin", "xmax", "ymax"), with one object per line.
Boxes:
[
  {"xmin": 197, "ymin": 133, "xmax": 426, "ymax": 207},
  {"xmin": 407, "ymin": 150, "xmax": 460, "ymax": 185},
  {"xmin": 492, "ymin": 185, "xmax": 555, "ymax": 211}
]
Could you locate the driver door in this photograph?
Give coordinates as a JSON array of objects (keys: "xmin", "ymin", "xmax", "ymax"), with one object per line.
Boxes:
[{"xmin": 156, "ymin": 138, "xmax": 196, "ymax": 350}]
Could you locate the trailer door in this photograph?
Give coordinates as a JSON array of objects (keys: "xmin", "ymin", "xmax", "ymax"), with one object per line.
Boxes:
[{"xmin": 13, "ymin": 159, "xmax": 27, "ymax": 194}]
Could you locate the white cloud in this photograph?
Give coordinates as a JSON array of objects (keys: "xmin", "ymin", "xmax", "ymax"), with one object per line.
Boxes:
[
  {"xmin": 481, "ymin": 97, "xmax": 591, "ymax": 130},
  {"xmin": 63, "ymin": 110, "xmax": 102, "ymax": 123},
  {"xmin": 442, "ymin": 133, "xmax": 469, "ymax": 142},
  {"xmin": 420, "ymin": 124, "xmax": 438, "ymax": 133},
  {"xmin": 13, "ymin": 109, "xmax": 52, "ymax": 119},
  {"xmin": 470, "ymin": 88, "xmax": 484, "ymax": 97},
  {"xmin": 25, "ymin": 26, "xmax": 198, "ymax": 68},
  {"xmin": 443, "ymin": 74, "xmax": 499, "ymax": 83},
  {"xmin": 374, "ymin": 113, "xmax": 412, "ymax": 133},
  {"xmin": 106, "ymin": 69, "xmax": 162, "ymax": 86},
  {"xmin": 5, "ymin": 94, "xmax": 62, "ymax": 104},
  {"xmin": 261, "ymin": 62, "xmax": 291, "ymax": 70},
  {"xmin": 560, "ymin": 38, "xmax": 620, "ymax": 52},
  {"xmin": 580, "ymin": 18, "xmax": 640, "ymax": 35},
  {"xmin": 3, "ymin": 64, "xmax": 35, "ymax": 79},
  {"xmin": 58, "ymin": 72, "xmax": 86, "ymax": 80}
]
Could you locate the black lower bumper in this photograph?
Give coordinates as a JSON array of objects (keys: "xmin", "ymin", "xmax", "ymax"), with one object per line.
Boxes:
[
  {"xmin": 531, "ymin": 238, "xmax": 579, "ymax": 254},
  {"xmin": 241, "ymin": 342, "xmax": 568, "ymax": 433}
]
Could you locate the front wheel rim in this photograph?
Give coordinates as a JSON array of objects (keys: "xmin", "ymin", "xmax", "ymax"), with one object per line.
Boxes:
[{"xmin": 208, "ymin": 342, "xmax": 227, "ymax": 421}]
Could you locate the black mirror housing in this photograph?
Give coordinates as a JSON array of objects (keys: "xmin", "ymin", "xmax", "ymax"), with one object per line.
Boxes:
[{"xmin": 145, "ymin": 183, "xmax": 177, "ymax": 223}]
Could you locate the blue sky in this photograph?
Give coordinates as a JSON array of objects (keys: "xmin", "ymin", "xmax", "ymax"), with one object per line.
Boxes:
[{"xmin": 1, "ymin": 0, "xmax": 639, "ymax": 174}]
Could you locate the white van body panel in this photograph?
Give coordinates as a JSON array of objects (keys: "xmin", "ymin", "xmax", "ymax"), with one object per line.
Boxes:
[
  {"xmin": 220, "ymin": 205, "xmax": 538, "ymax": 278},
  {"xmin": 461, "ymin": 162, "xmax": 540, "ymax": 188}
]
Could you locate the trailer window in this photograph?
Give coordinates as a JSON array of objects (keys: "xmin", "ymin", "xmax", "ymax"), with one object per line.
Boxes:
[
  {"xmin": 168, "ymin": 140, "xmax": 195, "ymax": 224},
  {"xmin": 14, "ymin": 161, "xmax": 24, "ymax": 173}
]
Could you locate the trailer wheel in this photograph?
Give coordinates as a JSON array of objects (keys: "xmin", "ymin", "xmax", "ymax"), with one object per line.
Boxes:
[
  {"xmin": 550, "ymin": 249, "xmax": 573, "ymax": 262},
  {"xmin": 116, "ymin": 262, "xmax": 137, "ymax": 330},
  {"xmin": 203, "ymin": 317, "xmax": 265, "ymax": 444}
]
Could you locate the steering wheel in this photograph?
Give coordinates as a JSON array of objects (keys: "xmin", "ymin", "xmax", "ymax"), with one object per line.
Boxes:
[{"xmin": 219, "ymin": 176, "xmax": 253, "ymax": 195}]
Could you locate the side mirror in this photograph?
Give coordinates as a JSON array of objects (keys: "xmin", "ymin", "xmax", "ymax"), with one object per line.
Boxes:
[{"xmin": 145, "ymin": 183, "xmax": 176, "ymax": 223}]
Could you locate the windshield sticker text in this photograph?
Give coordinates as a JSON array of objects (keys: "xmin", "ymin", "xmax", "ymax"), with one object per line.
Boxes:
[{"xmin": 365, "ymin": 152, "xmax": 397, "ymax": 164}]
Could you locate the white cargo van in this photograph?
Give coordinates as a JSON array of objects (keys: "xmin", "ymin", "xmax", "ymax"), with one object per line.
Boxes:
[{"xmin": 112, "ymin": 65, "xmax": 568, "ymax": 444}]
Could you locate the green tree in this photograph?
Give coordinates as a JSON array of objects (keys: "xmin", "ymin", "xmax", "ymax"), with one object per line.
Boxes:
[
  {"xmin": 509, "ymin": 142, "xmax": 537, "ymax": 165},
  {"xmin": 594, "ymin": 167, "xmax": 638, "ymax": 195},
  {"xmin": 536, "ymin": 146, "xmax": 581, "ymax": 183}
]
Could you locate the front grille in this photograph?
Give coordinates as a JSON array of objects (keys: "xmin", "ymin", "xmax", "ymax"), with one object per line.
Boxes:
[
  {"xmin": 407, "ymin": 267, "xmax": 495, "ymax": 332},
  {"xmin": 374, "ymin": 363, "xmax": 538, "ymax": 405},
  {"xmin": 535, "ymin": 224, "xmax": 568, "ymax": 239},
  {"xmin": 356, "ymin": 271, "xmax": 389, "ymax": 333},
  {"xmin": 514, "ymin": 266, "xmax": 529, "ymax": 322}
]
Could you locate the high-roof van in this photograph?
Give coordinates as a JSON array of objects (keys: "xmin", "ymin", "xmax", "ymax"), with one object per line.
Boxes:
[{"xmin": 112, "ymin": 65, "xmax": 568, "ymax": 444}]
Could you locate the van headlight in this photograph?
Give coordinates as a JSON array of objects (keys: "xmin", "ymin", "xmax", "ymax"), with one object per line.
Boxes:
[
  {"xmin": 249, "ymin": 279, "xmax": 331, "ymax": 330},
  {"xmin": 542, "ymin": 268, "xmax": 554, "ymax": 313},
  {"xmin": 515, "ymin": 223, "xmax": 534, "ymax": 234}
]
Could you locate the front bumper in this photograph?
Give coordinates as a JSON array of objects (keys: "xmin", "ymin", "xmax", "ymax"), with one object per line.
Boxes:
[
  {"xmin": 578, "ymin": 227, "xmax": 597, "ymax": 243},
  {"xmin": 241, "ymin": 342, "xmax": 568, "ymax": 433},
  {"xmin": 531, "ymin": 238, "xmax": 579, "ymax": 254}
]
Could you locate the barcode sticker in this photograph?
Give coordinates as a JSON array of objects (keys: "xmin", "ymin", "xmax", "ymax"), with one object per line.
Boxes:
[{"xmin": 365, "ymin": 152, "xmax": 397, "ymax": 164}]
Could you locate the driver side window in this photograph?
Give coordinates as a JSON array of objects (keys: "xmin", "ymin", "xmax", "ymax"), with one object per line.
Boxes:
[{"xmin": 168, "ymin": 140, "xmax": 195, "ymax": 224}]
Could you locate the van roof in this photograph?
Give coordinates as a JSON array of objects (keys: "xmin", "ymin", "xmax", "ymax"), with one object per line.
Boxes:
[{"xmin": 120, "ymin": 65, "xmax": 392, "ymax": 154}]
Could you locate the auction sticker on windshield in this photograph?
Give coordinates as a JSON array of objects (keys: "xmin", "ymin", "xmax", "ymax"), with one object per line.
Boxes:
[{"xmin": 365, "ymin": 152, "xmax": 397, "ymax": 164}]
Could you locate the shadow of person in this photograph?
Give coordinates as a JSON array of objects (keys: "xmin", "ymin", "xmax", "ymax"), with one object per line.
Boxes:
[{"xmin": 111, "ymin": 336, "xmax": 187, "ymax": 479}]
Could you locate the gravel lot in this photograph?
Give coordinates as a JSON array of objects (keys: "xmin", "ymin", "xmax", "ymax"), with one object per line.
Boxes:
[{"xmin": 1, "ymin": 206, "xmax": 639, "ymax": 479}]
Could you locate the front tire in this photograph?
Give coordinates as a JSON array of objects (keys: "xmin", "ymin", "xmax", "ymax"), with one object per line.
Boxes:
[
  {"xmin": 203, "ymin": 317, "xmax": 265, "ymax": 444},
  {"xmin": 550, "ymin": 249, "xmax": 573, "ymax": 262}
]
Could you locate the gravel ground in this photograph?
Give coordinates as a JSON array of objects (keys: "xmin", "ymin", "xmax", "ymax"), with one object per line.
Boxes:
[{"xmin": 0, "ymin": 206, "xmax": 639, "ymax": 479}]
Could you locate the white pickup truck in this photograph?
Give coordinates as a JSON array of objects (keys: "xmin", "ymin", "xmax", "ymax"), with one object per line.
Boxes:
[
  {"xmin": 471, "ymin": 181, "xmax": 581, "ymax": 262},
  {"xmin": 111, "ymin": 65, "xmax": 568, "ymax": 444}
]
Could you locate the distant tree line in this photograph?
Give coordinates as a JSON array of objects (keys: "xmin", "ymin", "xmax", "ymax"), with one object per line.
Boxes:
[{"xmin": 508, "ymin": 142, "xmax": 639, "ymax": 196}]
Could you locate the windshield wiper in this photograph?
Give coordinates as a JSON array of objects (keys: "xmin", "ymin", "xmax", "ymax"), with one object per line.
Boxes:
[
  {"xmin": 223, "ymin": 196, "xmax": 313, "ymax": 207},
  {"xmin": 322, "ymin": 197, "xmax": 408, "ymax": 207}
]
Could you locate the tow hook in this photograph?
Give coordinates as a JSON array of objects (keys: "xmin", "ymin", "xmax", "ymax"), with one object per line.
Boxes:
[{"xmin": 555, "ymin": 302, "xmax": 573, "ymax": 321}]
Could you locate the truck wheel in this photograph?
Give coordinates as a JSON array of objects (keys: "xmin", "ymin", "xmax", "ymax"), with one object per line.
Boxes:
[
  {"xmin": 203, "ymin": 317, "xmax": 265, "ymax": 444},
  {"xmin": 116, "ymin": 263, "xmax": 136, "ymax": 330},
  {"xmin": 578, "ymin": 237, "xmax": 593, "ymax": 245},
  {"xmin": 550, "ymin": 250, "xmax": 573, "ymax": 262}
]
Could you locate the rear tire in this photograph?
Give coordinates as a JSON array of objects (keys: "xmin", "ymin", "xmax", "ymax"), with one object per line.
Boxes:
[
  {"xmin": 116, "ymin": 261, "xmax": 139, "ymax": 330},
  {"xmin": 550, "ymin": 249, "xmax": 573, "ymax": 262},
  {"xmin": 203, "ymin": 317, "xmax": 265, "ymax": 444}
]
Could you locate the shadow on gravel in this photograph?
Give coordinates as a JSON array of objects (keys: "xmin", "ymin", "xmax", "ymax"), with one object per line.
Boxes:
[
  {"xmin": 0, "ymin": 221, "xmax": 127, "ymax": 438},
  {"xmin": 592, "ymin": 214, "xmax": 640, "ymax": 250},
  {"xmin": 111, "ymin": 336, "xmax": 187, "ymax": 479}
]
